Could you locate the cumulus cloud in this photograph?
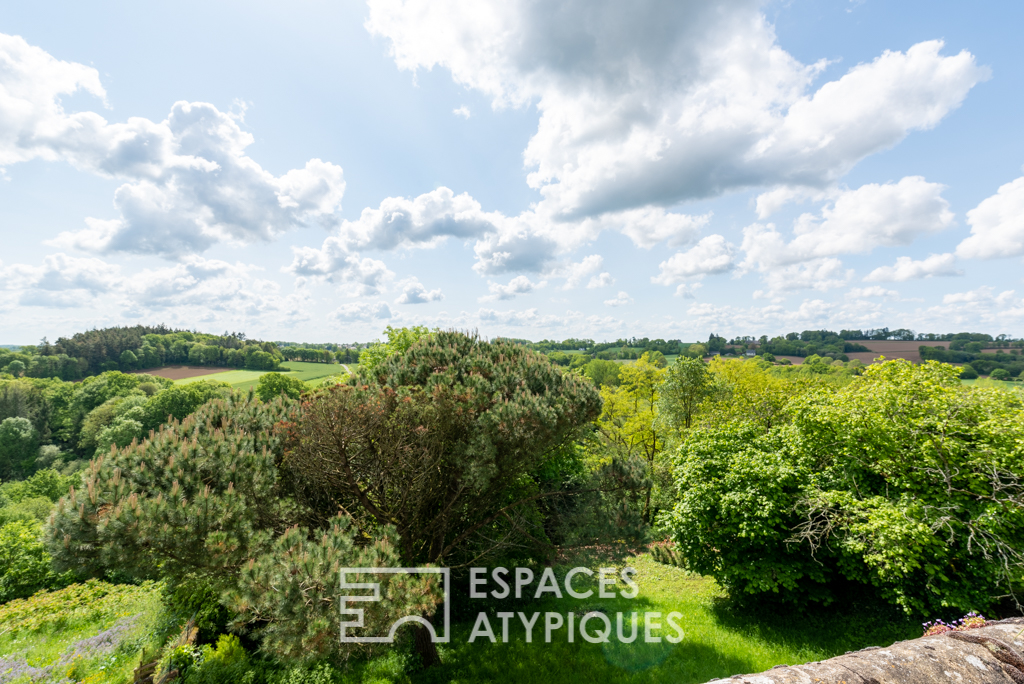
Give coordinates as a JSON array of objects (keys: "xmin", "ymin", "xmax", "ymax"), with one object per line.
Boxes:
[
  {"xmin": 848, "ymin": 286, "xmax": 899, "ymax": 299},
  {"xmin": 453, "ymin": 105, "xmax": 471, "ymax": 118},
  {"xmin": 331, "ymin": 301, "xmax": 394, "ymax": 322},
  {"xmin": 741, "ymin": 177, "xmax": 954, "ymax": 272},
  {"xmin": 864, "ymin": 253, "xmax": 962, "ymax": 282},
  {"xmin": 0, "ymin": 34, "xmax": 345, "ymax": 258},
  {"xmin": 604, "ymin": 291, "xmax": 633, "ymax": 307},
  {"xmin": 588, "ymin": 272, "xmax": 614, "ymax": 289},
  {"xmin": 395, "ymin": 279, "xmax": 444, "ymax": 304},
  {"xmin": 942, "ymin": 286, "xmax": 1016, "ymax": 306},
  {"xmin": 652, "ymin": 235, "xmax": 735, "ymax": 286},
  {"xmin": 754, "ymin": 258, "xmax": 853, "ymax": 298},
  {"xmin": 477, "ymin": 307, "xmax": 578, "ymax": 327},
  {"xmin": 286, "ymin": 243, "xmax": 394, "ymax": 295},
  {"xmin": 368, "ymin": 1, "xmax": 987, "ymax": 217},
  {"xmin": 480, "ymin": 275, "xmax": 546, "ymax": 301},
  {"xmin": 555, "ymin": 255, "xmax": 603, "ymax": 289},
  {"xmin": 956, "ymin": 176, "xmax": 1024, "ymax": 260}
]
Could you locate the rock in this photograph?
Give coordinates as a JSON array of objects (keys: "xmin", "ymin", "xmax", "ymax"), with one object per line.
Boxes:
[{"xmin": 706, "ymin": 619, "xmax": 1024, "ymax": 684}]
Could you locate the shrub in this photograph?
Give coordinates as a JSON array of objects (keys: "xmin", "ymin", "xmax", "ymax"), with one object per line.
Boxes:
[
  {"xmin": 0, "ymin": 417, "xmax": 39, "ymax": 480},
  {"xmin": 255, "ymin": 373, "xmax": 306, "ymax": 402},
  {"xmin": 664, "ymin": 360, "xmax": 1024, "ymax": 614},
  {"xmin": 0, "ymin": 520, "xmax": 73, "ymax": 602},
  {"xmin": 959, "ymin": 365, "xmax": 979, "ymax": 379},
  {"xmin": 991, "ymin": 368, "xmax": 1011, "ymax": 381}
]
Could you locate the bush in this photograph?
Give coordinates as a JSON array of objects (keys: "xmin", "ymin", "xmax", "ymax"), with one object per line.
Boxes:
[
  {"xmin": 0, "ymin": 417, "xmax": 39, "ymax": 480},
  {"xmin": 959, "ymin": 366, "xmax": 979, "ymax": 379},
  {"xmin": 664, "ymin": 360, "xmax": 1024, "ymax": 614},
  {"xmin": 991, "ymin": 368, "xmax": 1011, "ymax": 381},
  {"xmin": 255, "ymin": 373, "xmax": 306, "ymax": 402},
  {"xmin": 0, "ymin": 520, "xmax": 73, "ymax": 602}
]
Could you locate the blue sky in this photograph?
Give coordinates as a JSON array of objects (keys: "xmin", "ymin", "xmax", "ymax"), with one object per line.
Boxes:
[{"xmin": 1, "ymin": 0, "xmax": 1023, "ymax": 344}]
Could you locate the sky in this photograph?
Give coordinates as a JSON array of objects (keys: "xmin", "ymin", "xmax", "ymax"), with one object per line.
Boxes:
[{"xmin": 1, "ymin": 0, "xmax": 1023, "ymax": 344}]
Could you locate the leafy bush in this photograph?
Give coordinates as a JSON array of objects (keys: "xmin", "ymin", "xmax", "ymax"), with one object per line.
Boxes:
[
  {"xmin": 255, "ymin": 373, "xmax": 307, "ymax": 402},
  {"xmin": 0, "ymin": 416, "xmax": 39, "ymax": 480},
  {"xmin": 0, "ymin": 520, "xmax": 74, "ymax": 602},
  {"xmin": 664, "ymin": 360, "xmax": 1024, "ymax": 614}
]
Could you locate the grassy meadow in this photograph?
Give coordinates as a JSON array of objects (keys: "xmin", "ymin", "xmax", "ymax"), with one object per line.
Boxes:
[
  {"xmin": 172, "ymin": 361, "xmax": 355, "ymax": 391},
  {"xmin": 4, "ymin": 554, "xmax": 918, "ymax": 684}
]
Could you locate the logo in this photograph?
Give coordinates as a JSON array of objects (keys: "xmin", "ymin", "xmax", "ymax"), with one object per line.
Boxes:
[{"xmin": 339, "ymin": 567, "xmax": 451, "ymax": 644}]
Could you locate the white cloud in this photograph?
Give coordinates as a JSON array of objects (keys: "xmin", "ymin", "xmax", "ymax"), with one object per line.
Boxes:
[
  {"xmin": 480, "ymin": 275, "xmax": 546, "ymax": 301},
  {"xmin": 557, "ymin": 254, "xmax": 603, "ymax": 289},
  {"xmin": 864, "ymin": 253, "xmax": 962, "ymax": 282},
  {"xmin": 848, "ymin": 286, "xmax": 899, "ymax": 299},
  {"xmin": 395, "ymin": 279, "xmax": 444, "ymax": 304},
  {"xmin": 741, "ymin": 177, "xmax": 954, "ymax": 273},
  {"xmin": 0, "ymin": 253, "xmax": 122, "ymax": 294},
  {"xmin": 587, "ymin": 272, "xmax": 614, "ymax": 289},
  {"xmin": 604, "ymin": 291, "xmax": 633, "ymax": 307},
  {"xmin": 0, "ymin": 34, "xmax": 345, "ymax": 258},
  {"xmin": 956, "ymin": 176, "xmax": 1024, "ymax": 260},
  {"xmin": 754, "ymin": 258, "xmax": 853, "ymax": 297},
  {"xmin": 942, "ymin": 286, "xmax": 1015, "ymax": 306},
  {"xmin": 674, "ymin": 283, "xmax": 702, "ymax": 299},
  {"xmin": 286, "ymin": 244, "xmax": 394, "ymax": 295},
  {"xmin": 368, "ymin": 1, "xmax": 987, "ymax": 216},
  {"xmin": 331, "ymin": 301, "xmax": 394, "ymax": 322},
  {"xmin": 476, "ymin": 307, "xmax": 577, "ymax": 327},
  {"xmin": 453, "ymin": 105, "xmax": 471, "ymax": 118},
  {"xmin": 653, "ymin": 235, "xmax": 735, "ymax": 286}
]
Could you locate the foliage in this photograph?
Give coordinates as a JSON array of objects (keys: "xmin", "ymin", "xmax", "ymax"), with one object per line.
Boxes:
[
  {"xmin": 595, "ymin": 353, "xmax": 666, "ymax": 522},
  {"xmin": 358, "ymin": 325, "xmax": 432, "ymax": 372},
  {"xmin": 664, "ymin": 359, "xmax": 1024, "ymax": 615},
  {"xmin": 0, "ymin": 519, "xmax": 74, "ymax": 602},
  {"xmin": 289, "ymin": 330, "xmax": 602, "ymax": 567},
  {"xmin": 582, "ymin": 358, "xmax": 621, "ymax": 387},
  {"xmin": 0, "ymin": 417, "xmax": 40, "ymax": 481},
  {"xmin": 46, "ymin": 392, "xmax": 438, "ymax": 661},
  {"xmin": 658, "ymin": 357, "xmax": 717, "ymax": 432},
  {"xmin": 256, "ymin": 372, "xmax": 307, "ymax": 402}
]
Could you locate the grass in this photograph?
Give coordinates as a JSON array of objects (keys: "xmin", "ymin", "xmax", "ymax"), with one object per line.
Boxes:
[
  {"xmin": 2, "ymin": 555, "xmax": 919, "ymax": 684},
  {"xmin": 0, "ymin": 580, "xmax": 165, "ymax": 684},
  {"xmin": 410, "ymin": 553, "xmax": 918, "ymax": 684},
  {"xmin": 172, "ymin": 361, "xmax": 358, "ymax": 392},
  {"xmin": 961, "ymin": 378, "xmax": 1023, "ymax": 392}
]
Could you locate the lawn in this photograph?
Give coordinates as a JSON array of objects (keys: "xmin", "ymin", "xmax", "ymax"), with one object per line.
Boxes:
[
  {"xmin": 172, "ymin": 361, "xmax": 356, "ymax": 391},
  {"xmin": 413, "ymin": 553, "xmax": 918, "ymax": 684},
  {"xmin": 2, "ymin": 554, "xmax": 919, "ymax": 684}
]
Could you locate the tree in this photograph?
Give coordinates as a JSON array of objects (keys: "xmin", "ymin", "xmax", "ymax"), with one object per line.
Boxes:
[
  {"xmin": 285, "ymin": 331, "xmax": 601, "ymax": 665},
  {"xmin": 596, "ymin": 353, "xmax": 666, "ymax": 521},
  {"xmin": 0, "ymin": 520, "xmax": 72, "ymax": 602},
  {"xmin": 359, "ymin": 326, "xmax": 431, "ymax": 372},
  {"xmin": 255, "ymin": 373, "xmax": 307, "ymax": 402},
  {"xmin": 5, "ymin": 360, "xmax": 25, "ymax": 376},
  {"xmin": 583, "ymin": 359, "xmax": 621, "ymax": 387},
  {"xmin": 0, "ymin": 417, "xmax": 39, "ymax": 480},
  {"xmin": 664, "ymin": 359, "xmax": 1024, "ymax": 615},
  {"xmin": 119, "ymin": 350, "xmax": 138, "ymax": 370},
  {"xmin": 47, "ymin": 394, "xmax": 439, "ymax": 661},
  {"xmin": 991, "ymin": 368, "xmax": 1011, "ymax": 381},
  {"xmin": 658, "ymin": 357, "xmax": 716, "ymax": 431}
]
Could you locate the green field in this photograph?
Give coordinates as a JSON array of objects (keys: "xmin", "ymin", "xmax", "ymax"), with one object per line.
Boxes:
[
  {"xmin": 5, "ymin": 554, "xmax": 918, "ymax": 684},
  {"xmin": 173, "ymin": 361, "xmax": 357, "ymax": 391}
]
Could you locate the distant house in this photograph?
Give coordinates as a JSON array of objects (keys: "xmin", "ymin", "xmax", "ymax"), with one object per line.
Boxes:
[{"xmin": 745, "ymin": 350, "xmax": 756, "ymax": 357}]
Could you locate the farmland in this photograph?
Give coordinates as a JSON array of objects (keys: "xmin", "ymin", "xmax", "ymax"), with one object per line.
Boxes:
[{"xmin": 170, "ymin": 360, "xmax": 354, "ymax": 390}]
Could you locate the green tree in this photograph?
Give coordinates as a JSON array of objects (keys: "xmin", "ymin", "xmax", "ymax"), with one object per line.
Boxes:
[
  {"xmin": 991, "ymin": 368, "xmax": 1011, "ymax": 380},
  {"xmin": 665, "ymin": 359, "xmax": 1024, "ymax": 614},
  {"xmin": 359, "ymin": 325, "xmax": 431, "ymax": 372},
  {"xmin": 0, "ymin": 520, "xmax": 72, "ymax": 601},
  {"xmin": 658, "ymin": 357, "xmax": 716, "ymax": 431},
  {"xmin": 596, "ymin": 353, "xmax": 666, "ymax": 521},
  {"xmin": 255, "ymin": 373, "xmax": 307, "ymax": 402},
  {"xmin": 120, "ymin": 349, "xmax": 138, "ymax": 370},
  {"xmin": 583, "ymin": 359, "xmax": 621, "ymax": 387},
  {"xmin": 5, "ymin": 360, "xmax": 25, "ymax": 376},
  {"xmin": 0, "ymin": 417, "xmax": 39, "ymax": 480},
  {"xmin": 47, "ymin": 393, "xmax": 439, "ymax": 661}
]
